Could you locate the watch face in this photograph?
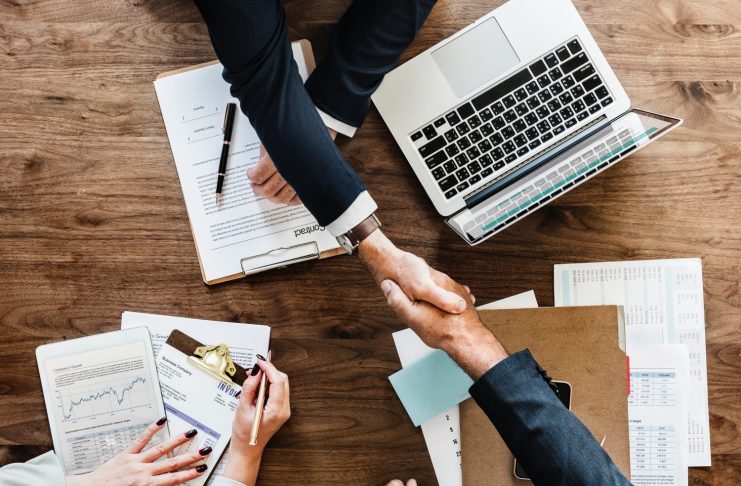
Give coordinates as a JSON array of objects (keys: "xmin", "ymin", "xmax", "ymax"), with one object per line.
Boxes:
[{"xmin": 337, "ymin": 236, "xmax": 355, "ymax": 254}]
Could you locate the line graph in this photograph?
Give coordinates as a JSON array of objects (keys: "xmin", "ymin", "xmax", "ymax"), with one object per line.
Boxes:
[{"xmin": 57, "ymin": 375, "xmax": 152, "ymax": 422}]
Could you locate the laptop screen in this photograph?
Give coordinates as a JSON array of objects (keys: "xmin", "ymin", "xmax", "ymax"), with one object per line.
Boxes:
[{"xmin": 446, "ymin": 109, "xmax": 681, "ymax": 244}]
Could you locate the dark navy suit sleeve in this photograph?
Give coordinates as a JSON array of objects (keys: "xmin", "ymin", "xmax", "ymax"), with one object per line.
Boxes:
[
  {"xmin": 192, "ymin": 0, "xmax": 365, "ymax": 227},
  {"xmin": 305, "ymin": 0, "xmax": 437, "ymax": 127},
  {"xmin": 469, "ymin": 350, "xmax": 632, "ymax": 486}
]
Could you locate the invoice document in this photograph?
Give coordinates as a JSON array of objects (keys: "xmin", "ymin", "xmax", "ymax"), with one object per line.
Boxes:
[
  {"xmin": 629, "ymin": 344, "xmax": 690, "ymax": 486},
  {"xmin": 121, "ymin": 311, "xmax": 270, "ymax": 483},
  {"xmin": 154, "ymin": 42, "xmax": 340, "ymax": 283},
  {"xmin": 391, "ymin": 290, "xmax": 538, "ymax": 486},
  {"xmin": 554, "ymin": 258, "xmax": 710, "ymax": 466}
]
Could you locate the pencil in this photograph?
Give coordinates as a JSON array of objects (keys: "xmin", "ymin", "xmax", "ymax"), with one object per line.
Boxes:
[{"xmin": 248, "ymin": 351, "xmax": 270, "ymax": 446}]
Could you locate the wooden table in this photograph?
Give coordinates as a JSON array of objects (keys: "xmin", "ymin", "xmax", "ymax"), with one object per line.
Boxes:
[{"xmin": 1, "ymin": 0, "xmax": 739, "ymax": 484}]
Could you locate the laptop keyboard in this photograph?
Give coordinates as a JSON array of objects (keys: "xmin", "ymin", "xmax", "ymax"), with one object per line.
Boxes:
[
  {"xmin": 457, "ymin": 124, "xmax": 653, "ymax": 240},
  {"xmin": 410, "ymin": 38, "xmax": 614, "ymax": 200}
]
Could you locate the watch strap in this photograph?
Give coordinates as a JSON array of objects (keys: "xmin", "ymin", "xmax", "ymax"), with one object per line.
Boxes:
[{"xmin": 345, "ymin": 214, "xmax": 381, "ymax": 247}]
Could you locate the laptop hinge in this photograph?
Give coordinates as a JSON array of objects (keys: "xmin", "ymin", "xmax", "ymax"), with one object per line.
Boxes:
[{"xmin": 463, "ymin": 115, "xmax": 611, "ymax": 208}]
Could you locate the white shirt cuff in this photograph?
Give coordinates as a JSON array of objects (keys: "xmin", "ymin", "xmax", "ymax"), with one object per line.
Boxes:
[
  {"xmin": 209, "ymin": 477, "xmax": 248, "ymax": 486},
  {"xmin": 316, "ymin": 108, "xmax": 357, "ymax": 138},
  {"xmin": 325, "ymin": 191, "xmax": 378, "ymax": 237}
]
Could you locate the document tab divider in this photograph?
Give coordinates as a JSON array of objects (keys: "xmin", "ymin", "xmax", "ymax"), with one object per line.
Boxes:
[{"xmin": 240, "ymin": 241, "xmax": 320, "ymax": 276}]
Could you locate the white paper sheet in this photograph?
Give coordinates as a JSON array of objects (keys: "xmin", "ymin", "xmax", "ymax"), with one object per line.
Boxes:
[
  {"xmin": 391, "ymin": 290, "xmax": 539, "ymax": 486},
  {"xmin": 121, "ymin": 311, "xmax": 271, "ymax": 484},
  {"xmin": 153, "ymin": 43, "xmax": 340, "ymax": 282},
  {"xmin": 553, "ymin": 258, "xmax": 710, "ymax": 466},
  {"xmin": 629, "ymin": 345, "xmax": 689, "ymax": 486}
]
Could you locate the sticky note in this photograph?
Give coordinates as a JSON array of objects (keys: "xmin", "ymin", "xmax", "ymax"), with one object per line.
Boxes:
[{"xmin": 388, "ymin": 349, "xmax": 473, "ymax": 426}]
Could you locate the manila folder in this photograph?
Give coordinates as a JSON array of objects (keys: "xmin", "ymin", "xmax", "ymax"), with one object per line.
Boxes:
[{"xmin": 461, "ymin": 306, "xmax": 630, "ymax": 485}]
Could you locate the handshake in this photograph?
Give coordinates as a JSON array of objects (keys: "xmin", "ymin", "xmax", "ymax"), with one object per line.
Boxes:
[{"xmin": 358, "ymin": 230, "xmax": 509, "ymax": 380}]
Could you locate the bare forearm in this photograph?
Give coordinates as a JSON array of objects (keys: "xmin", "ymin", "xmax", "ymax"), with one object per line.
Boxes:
[
  {"xmin": 223, "ymin": 446, "xmax": 263, "ymax": 486},
  {"xmin": 443, "ymin": 327, "xmax": 509, "ymax": 379}
]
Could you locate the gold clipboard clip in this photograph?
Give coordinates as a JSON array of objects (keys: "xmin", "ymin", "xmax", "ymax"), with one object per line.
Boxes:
[{"xmin": 187, "ymin": 343, "xmax": 237, "ymax": 386}]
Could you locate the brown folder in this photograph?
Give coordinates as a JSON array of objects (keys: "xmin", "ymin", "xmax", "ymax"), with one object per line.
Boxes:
[{"xmin": 461, "ymin": 306, "xmax": 630, "ymax": 485}]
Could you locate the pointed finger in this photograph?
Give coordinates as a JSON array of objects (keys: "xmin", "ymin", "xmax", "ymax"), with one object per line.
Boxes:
[{"xmin": 125, "ymin": 417, "xmax": 168, "ymax": 454}]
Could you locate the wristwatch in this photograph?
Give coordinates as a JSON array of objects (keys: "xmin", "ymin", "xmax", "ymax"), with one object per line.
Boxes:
[{"xmin": 336, "ymin": 213, "xmax": 382, "ymax": 255}]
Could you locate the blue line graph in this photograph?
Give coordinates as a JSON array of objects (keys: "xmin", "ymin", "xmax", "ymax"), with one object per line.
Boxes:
[{"xmin": 58, "ymin": 376, "xmax": 150, "ymax": 421}]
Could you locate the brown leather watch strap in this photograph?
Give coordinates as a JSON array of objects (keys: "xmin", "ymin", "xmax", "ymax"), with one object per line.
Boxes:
[{"xmin": 345, "ymin": 214, "xmax": 381, "ymax": 247}]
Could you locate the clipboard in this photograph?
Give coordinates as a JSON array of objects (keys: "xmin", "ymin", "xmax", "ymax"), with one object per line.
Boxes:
[
  {"xmin": 166, "ymin": 329, "xmax": 248, "ymax": 386},
  {"xmin": 159, "ymin": 329, "xmax": 256, "ymax": 486},
  {"xmin": 155, "ymin": 40, "xmax": 345, "ymax": 285}
]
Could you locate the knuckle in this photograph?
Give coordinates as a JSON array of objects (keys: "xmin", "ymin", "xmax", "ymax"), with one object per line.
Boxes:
[{"xmin": 167, "ymin": 457, "xmax": 180, "ymax": 470}]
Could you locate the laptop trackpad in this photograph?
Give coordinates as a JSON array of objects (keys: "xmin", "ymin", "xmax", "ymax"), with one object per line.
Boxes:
[{"xmin": 431, "ymin": 17, "xmax": 520, "ymax": 98}]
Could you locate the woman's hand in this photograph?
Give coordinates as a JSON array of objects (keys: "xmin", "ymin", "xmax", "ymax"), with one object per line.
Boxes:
[
  {"xmin": 223, "ymin": 358, "xmax": 292, "ymax": 485},
  {"xmin": 66, "ymin": 418, "xmax": 211, "ymax": 486}
]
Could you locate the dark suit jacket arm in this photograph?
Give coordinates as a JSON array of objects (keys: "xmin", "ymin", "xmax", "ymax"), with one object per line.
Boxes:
[
  {"xmin": 469, "ymin": 349, "xmax": 632, "ymax": 486},
  {"xmin": 193, "ymin": 0, "xmax": 367, "ymax": 227}
]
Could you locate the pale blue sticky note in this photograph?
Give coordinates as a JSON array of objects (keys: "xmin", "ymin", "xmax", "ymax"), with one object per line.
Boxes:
[{"xmin": 388, "ymin": 349, "xmax": 473, "ymax": 426}]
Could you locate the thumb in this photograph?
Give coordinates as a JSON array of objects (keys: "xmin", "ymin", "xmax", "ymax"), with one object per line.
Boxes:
[
  {"xmin": 422, "ymin": 283, "xmax": 467, "ymax": 314},
  {"xmin": 382, "ymin": 280, "xmax": 416, "ymax": 320},
  {"xmin": 248, "ymin": 146, "xmax": 274, "ymax": 184}
]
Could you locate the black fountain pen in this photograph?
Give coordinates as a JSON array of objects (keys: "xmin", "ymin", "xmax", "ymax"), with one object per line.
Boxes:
[{"xmin": 215, "ymin": 102, "xmax": 237, "ymax": 204}]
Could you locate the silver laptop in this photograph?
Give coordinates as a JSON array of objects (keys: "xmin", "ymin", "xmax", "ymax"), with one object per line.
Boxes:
[{"xmin": 372, "ymin": 0, "xmax": 681, "ymax": 244}]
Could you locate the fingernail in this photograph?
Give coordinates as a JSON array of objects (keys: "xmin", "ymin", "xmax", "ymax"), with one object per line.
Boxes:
[
  {"xmin": 256, "ymin": 354, "xmax": 265, "ymax": 361},
  {"xmin": 199, "ymin": 446, "xmax": 212, "ymax": 456},
  {"xmin": 251, "ymin": 363, "xmax": 260, "ymax": 376},
  {"xmin": 381, "ymin": 280, "xmax": 392, "ymax": 295},
  {"xmin": 456, "ymin": 299, "xmax": 466, "ymax": 312},
  {"xmin": 185, "ymin": 429, "xmax": 198, "ymax": 438},
  {"xmin": 195, "ymin": 465, "xmax": 208, "ymax": 473},
  {"xmin": 234, "ymin": 391, "xmax": 241, "ymax": 398},
  {"xmin": 156, "ymin": 416, "xmax": 167, "ymax": 426},
  {"xmin": 247, "ymin": 169, "xmax": 254, "ymax": 178}
]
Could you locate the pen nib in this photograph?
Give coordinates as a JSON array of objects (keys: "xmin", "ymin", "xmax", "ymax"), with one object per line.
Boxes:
[{"xmin": 215, "ymin": 193, "xmax": 222, "ymax": 205}]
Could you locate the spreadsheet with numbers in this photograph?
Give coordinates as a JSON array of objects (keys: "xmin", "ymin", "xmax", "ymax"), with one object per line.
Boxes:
[
  {"xmin": 628, "ymin": 345, "xmax": 689, "ymax": 486},
  {"xmin": 554, "ymin": 258, "xmax": 709, "ymax": 466}
]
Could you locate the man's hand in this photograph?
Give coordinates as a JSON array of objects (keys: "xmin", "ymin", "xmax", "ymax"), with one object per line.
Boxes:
[
  {"xmin": 381, "ymin": 276, "xmax": 508, "ymax": 379},
  {"xmin": 248, "ymin": 128, "xmax": 337, "ymax": 206},
  {"xmin": 358, "ymin": 230, "xmax": 470, "ymax": 315},
  {"xmin": 248, "ymin": 145, "xmax": 302, "ymax": 206}
]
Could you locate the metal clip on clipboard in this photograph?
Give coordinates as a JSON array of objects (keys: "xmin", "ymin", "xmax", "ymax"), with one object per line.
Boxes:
[
  {"xmin": 188, "ymin": 342, "xmax": 238, "ymax": 386},
  {"xmin": 240, "ymin": 241, "xmax": 320, "ymax": 276}
]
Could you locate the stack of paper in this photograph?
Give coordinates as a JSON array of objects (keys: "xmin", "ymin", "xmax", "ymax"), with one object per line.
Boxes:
[
  {"xmin": 555, "ymin": 258, "xmax": 709, "ymax": 484},
  {"xmin": 121, "ymin": 311, "xmax": 271, "ymax": 485},
  {"xmin": 391, "ymin": 291, "xmax": 538, "ymax": 486}
]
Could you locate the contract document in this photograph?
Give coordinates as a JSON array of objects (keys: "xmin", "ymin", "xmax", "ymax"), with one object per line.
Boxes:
[
  {"xmin": 154, "ymin": 41, "xmax": 341, "ymax": 284},
  {"xmin": 554, "ymin": 258, "xmax": 710, "ymax": 466},
  {"xmin": 391, "ymin": 290, "xmax": 538, "ymax": 486}
]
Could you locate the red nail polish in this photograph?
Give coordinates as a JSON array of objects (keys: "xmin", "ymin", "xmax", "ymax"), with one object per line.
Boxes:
[
  {"xmin": 195, "ymin": 465, "xmax": 208, "ymax": 473},
  {"xmin": 185, "ymin": 429, "xmax": 198, "ymax": 438},
  {"xmin": 156, "ymin": 417, "xmax": 167, "ymax": 426}
]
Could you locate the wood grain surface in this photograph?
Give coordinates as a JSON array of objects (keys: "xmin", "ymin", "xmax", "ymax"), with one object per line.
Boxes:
[{"xmin": 1, "ymin": 0, "xmax": 739, "ymax": 484}]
